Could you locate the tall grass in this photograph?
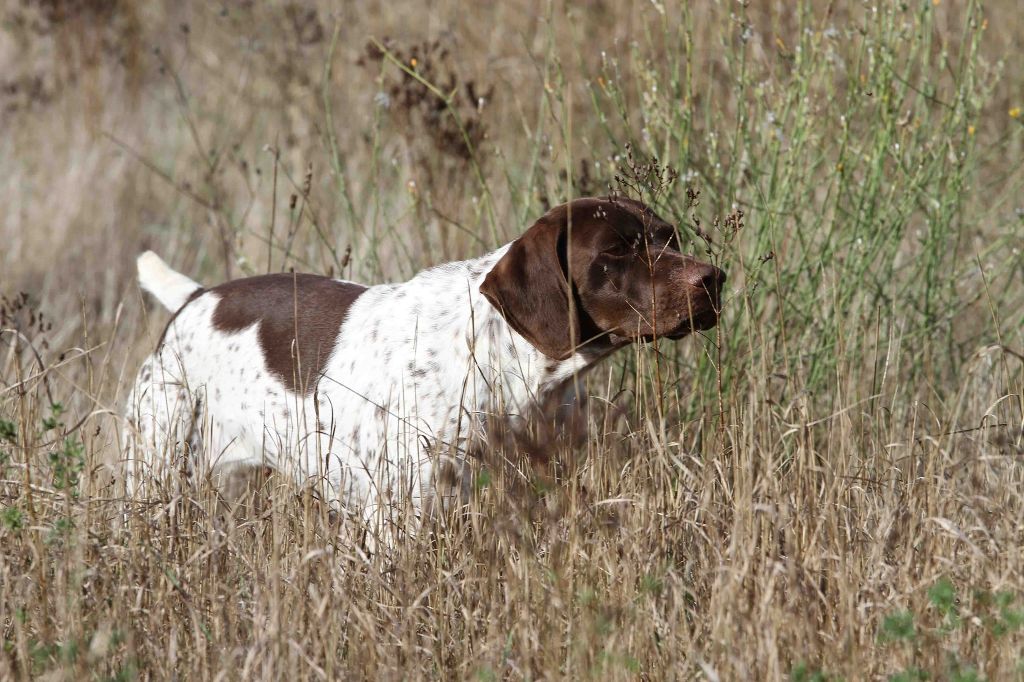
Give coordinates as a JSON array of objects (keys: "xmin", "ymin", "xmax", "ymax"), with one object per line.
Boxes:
[{"xmin": 1, "ymin": 1, "xmax": 1022, "ymax": 679}]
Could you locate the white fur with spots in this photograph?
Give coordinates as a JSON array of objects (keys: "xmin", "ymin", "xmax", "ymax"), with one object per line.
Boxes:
[{"xmin": 124, "ymin": 247, "xmax": 600, "ymax": 531}]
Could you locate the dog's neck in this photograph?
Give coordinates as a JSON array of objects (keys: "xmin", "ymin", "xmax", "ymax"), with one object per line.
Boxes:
[{"xmin": 402, "ymin": 245, "xmax": 608, "ymax": 417}]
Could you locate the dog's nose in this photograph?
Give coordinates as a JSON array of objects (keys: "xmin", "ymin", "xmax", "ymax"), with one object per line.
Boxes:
[{"xmin": 685, "ymin": 262, "xmax": 726, "ymax": 294}]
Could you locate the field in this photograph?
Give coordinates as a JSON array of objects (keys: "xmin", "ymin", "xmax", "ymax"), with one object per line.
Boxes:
[{"xmin": 1, "ymin": 1, "xmax": 1023, "ymax": 679}]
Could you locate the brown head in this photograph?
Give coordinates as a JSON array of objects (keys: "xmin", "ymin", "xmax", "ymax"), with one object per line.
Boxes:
[{"xmin": 480, "ymin": 196, "xmax": 725, "ymax": 360}]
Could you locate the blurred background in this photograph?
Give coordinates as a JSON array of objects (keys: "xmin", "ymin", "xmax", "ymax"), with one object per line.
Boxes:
[{"xmin": 1, "ymin": 1, "xmax": 1023, "ymax": 678}]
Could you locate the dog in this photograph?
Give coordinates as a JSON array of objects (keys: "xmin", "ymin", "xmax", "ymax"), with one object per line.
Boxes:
[{"xmin": 123, "ymin": 196, "xmax": 725, "ymax": 531}]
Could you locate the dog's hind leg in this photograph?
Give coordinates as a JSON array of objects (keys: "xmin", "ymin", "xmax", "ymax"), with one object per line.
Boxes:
[{"xmin": 123, "ymin": 351, "xmax": 206, "ymax": 498}]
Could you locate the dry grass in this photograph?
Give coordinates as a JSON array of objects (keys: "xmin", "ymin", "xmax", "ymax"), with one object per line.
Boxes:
[{"xmin": 1, "ymin": 1, "xmax": 1023, "ymax": 679}]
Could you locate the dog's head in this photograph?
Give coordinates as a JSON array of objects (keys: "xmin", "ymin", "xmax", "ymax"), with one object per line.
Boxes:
[{"xmin": 481, "ymin": 196, "xmax": 726, "ymax": 360}]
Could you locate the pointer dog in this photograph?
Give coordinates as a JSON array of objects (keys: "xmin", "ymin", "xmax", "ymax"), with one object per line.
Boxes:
[{"xmin": 124, "ymin": 197, "xmax": 724, "ymax": 529}]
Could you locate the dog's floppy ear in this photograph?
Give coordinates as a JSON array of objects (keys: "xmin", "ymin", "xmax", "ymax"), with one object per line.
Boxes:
[{"xmin": 480, "ymin": 208, "xmax": 578, "ymax": 360}]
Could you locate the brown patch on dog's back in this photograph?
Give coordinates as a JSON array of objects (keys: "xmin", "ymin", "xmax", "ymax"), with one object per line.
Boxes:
[{"xmin": 211, "ymin": 273, "xmax": 366, "ymax": 394}]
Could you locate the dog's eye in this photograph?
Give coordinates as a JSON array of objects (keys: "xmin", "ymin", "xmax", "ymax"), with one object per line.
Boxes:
[{"xmin": 603, "ymin": 242, "xmax": 632, "ymax": 256}]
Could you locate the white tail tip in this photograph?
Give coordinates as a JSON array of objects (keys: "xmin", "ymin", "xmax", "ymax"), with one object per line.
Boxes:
[{"xmin": 137, "ymin": 251, "xmax": 203, "ymax": 312}]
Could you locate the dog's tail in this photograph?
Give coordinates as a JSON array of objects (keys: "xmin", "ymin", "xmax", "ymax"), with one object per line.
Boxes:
[{"xmin": 137, "ymin": 251, "xmax": 203, "ymax": 312}]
